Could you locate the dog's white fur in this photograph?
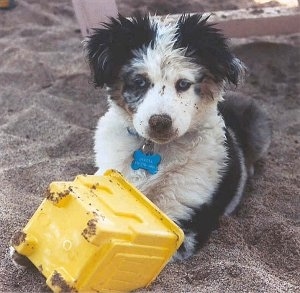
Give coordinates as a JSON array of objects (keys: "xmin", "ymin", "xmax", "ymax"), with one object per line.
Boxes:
[{"xmin": 95, "ymin": 102, "xmax": 227, "ymax": 214}]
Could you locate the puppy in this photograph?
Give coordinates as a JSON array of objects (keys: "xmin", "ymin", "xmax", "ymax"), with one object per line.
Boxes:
[{"xmin": 85, "ymin": 14, "xmax": 272, "ymax": 260}]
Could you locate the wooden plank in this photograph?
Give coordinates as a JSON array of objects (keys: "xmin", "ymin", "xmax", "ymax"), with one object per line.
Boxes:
[
  {"xmin": 72, "ymin": 0, "xmax": 118, "ymax": 36},
  {"xmin": 162, "ymin": 7, "xmax": 300, "ymax": 38},
  {"xmin": 72, "ymin": 1, "xmax": 299, "ymax": 38}
]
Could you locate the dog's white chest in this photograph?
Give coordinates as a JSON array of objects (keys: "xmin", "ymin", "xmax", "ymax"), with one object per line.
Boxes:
[{"xmin": 94, "ymin": 107, "xmax": 227, "ymax": 221}]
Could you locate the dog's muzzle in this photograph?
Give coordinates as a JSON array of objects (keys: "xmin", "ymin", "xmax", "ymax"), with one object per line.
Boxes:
[{"xmin": 148, "ymin": 114, "xmax": 176, "ymax": 143}]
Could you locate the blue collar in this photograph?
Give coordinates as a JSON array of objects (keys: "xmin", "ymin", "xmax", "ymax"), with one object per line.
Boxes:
[
  {"xmin": 127, "ymin": 127, "xmax": 140, "ymax": 138},
  {"xmin": 127, "ymin": 127, "xmax": 161, "ymax": 174}
]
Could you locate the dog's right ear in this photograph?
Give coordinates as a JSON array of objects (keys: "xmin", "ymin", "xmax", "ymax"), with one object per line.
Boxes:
[
  {"xmin": 84, "ymin": 27, "xmax": 115, "ymax": 87},
  {"xmin": 85, "ymin": 14, "xmax": 156, "ymax": 88}
]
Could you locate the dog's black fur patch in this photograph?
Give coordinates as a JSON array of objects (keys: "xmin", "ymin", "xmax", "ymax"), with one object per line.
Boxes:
[
  {"xmin": 121, "ymin": 71, "xmax": 151, "ymax": 110},
  {"xmin": 218, "ymin": 93, "xmax": 272, "ymax": 171},
  {"xmin": 86, "ymin": 14, "xmax": 157, "ymax": 87},
  {"xmin": 175, "ymin": 14, "xmax": 242, "ymax": 85}
]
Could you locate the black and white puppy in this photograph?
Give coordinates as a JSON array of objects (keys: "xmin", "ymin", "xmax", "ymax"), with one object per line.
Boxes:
[{"xmin": 86, "ymin": 14, "xmax": 271, "ymax": 260}]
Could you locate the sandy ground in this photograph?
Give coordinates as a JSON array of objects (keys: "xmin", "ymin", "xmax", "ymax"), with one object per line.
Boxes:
[{"xmin": 0, "ymin": 0, "xmax": 299, "ymax": 292}]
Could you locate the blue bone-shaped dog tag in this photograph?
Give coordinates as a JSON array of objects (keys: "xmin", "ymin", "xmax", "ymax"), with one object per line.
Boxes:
[{"xmin": 131, "ymin": 149, "xmax": 161, "ymax": 175}]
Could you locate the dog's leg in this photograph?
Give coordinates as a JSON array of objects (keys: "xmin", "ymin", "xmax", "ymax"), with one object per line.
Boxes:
[{"xmin": 173, "ymin": 204, "xmax": 221, "ymax": 260}]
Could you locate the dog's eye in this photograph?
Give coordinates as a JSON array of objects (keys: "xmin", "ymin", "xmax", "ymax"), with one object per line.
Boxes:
[
  {"xmin": 134, "ymin": 75, "xmax": 147, "ymax": 88},
  {"xmin": 176, "ymin": 79, "xmax": 192, "ymax": 92}
]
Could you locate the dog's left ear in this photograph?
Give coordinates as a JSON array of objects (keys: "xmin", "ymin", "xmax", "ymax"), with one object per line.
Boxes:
[
  {"xmin": 176, "ymin": 14, "xmax": 246, "ymax": 85},
  {"xmin": 84, "ymin": 14, "xmax": 157, "ymax": 87}
]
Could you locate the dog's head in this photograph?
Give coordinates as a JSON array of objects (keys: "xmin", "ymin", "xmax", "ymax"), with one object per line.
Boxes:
[{"xmin": 85, "ymin": 14, "xmax": 245, "ymax": 144}]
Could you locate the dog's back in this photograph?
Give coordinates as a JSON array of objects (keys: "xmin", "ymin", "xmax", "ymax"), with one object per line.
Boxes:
[{"xmin": 219, "ymin": 93, "xmax": 272, "ymax": 176}]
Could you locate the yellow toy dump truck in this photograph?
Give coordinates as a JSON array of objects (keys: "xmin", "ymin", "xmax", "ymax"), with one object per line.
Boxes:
[{"xmin": 12, "ymin": 169, "xmax": 184, "ymax": 293}]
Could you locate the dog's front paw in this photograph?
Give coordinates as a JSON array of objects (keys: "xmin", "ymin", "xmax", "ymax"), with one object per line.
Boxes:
[
  {"xmin": 171, "ymin": 232, "xmax": 198, "ymax": 261},
  {"xmin": 172, "ymin": 247, "xmax": 194, "ymax": 261}
]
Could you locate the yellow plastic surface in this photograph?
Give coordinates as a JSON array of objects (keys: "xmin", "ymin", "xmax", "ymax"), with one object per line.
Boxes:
[{"xmin": 12, "ymin": 170, "xmax": 184, "ymax": 293}]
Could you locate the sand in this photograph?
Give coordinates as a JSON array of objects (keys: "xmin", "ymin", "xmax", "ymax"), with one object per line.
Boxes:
[{"xmin": 0, "ymin": 0, "xmax": 299, "ymax": 292}]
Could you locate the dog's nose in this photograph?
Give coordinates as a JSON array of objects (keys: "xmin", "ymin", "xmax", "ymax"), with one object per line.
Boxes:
[{"xmin": 149, "ymin": 114, "xmax": 172, "ymax": 133}]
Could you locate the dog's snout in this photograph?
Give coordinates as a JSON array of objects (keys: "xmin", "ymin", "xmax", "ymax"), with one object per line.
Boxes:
[{"xmin": 149, "ymin": 114, "xmax": 172, "ymax": 133}]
